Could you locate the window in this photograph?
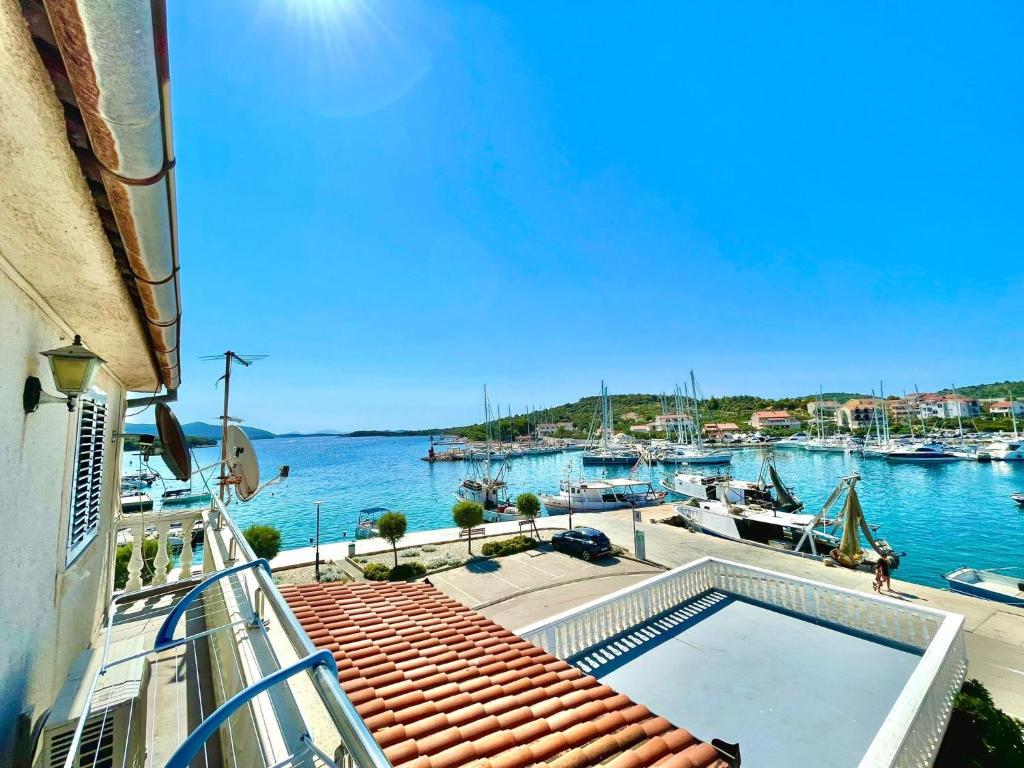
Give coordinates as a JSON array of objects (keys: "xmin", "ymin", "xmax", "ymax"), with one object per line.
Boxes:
[{"xmin": 66, "ymin": 391, "xmax": 108, "ymax": 565}]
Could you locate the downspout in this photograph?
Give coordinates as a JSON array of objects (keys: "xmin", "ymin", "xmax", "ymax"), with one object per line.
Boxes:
[{"xmin": 43, "ymin": 0, "xmax": 181, "ymax": 391}]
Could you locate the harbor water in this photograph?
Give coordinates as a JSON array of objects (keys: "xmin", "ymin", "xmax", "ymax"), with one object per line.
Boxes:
[{"xmin": 127, "ymin": 435, "xmax": 1024, "ymax": 589}]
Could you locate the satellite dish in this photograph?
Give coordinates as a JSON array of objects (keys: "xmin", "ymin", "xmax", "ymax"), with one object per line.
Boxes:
[
  {"xmin": 156, "ymin": 403, "xmax": 191, "ymax": 481},
  {"xmin": 225, "ymin": 425, "xmax": 260, "ymax": 501}
]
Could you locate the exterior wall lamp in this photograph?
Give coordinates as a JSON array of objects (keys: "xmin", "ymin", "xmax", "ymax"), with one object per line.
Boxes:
[{"xmin": 23, "ymin": 335, "xmax": 105, "ymax": 413}]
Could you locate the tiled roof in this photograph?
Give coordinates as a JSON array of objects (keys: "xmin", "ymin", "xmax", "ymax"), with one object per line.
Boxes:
[
  {"xmin": 754, "ymin": 410, "xmax": 792, "ymax": 419},
  {"xmin": 281, "ymin": 581, "xmax": 727, "ymax": 768}
]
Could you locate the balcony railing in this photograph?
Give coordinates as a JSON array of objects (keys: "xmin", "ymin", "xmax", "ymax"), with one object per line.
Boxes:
[
  {"xmin": 517, "ymin": 557, "xmax": 967, "ymax": 768},
  {"xmin": 63, "ymin": 497, "xmax": 390, "ymax": 768}
]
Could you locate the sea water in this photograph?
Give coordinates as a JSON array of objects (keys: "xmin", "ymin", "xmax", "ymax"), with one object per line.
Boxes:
[{"xmin": 125, "ymin": 435, "xmax": 1024, "ymax": 588}]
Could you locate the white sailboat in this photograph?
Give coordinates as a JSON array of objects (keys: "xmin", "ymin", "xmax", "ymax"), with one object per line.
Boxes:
[
  {"xmin": 658, "ymin": 373, "xmax": 731, "ymax": 465},
  {"xmin": 582, "ymin": 382, "xmax": 638, "ymax": 465}
]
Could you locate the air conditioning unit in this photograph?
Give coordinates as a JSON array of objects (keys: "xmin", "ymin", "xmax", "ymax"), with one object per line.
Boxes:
[{"xmin": 34, "ymin": 646, "xmax": 148, "ymax": 768}]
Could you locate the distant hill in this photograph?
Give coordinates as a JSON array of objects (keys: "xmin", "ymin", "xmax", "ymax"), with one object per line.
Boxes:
[
  {"xmin": 937, "ymin": 380, "xmax": 1024, "ymax": 400},
  {"xmin": 127, "ymin": 421, "xmax": 277, "ymax": 441}
]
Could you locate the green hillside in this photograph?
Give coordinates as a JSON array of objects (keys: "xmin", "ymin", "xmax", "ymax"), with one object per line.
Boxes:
[{"xmin": 937, "ymin": 380, "xmax": 1024, "ymax": 400}]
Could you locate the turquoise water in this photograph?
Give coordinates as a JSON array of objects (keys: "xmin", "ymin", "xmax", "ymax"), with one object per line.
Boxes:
[{"xmin": 126, "ymin": 436, "xmax": 1024, "ymax": 589}]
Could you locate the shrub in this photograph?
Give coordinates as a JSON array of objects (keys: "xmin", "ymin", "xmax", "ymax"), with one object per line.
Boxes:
[
  {"xmin": 388, "ymin": 562, "xmax": 427, "ymax": 581},
  {"xmin": 377, "ymin": 511, "xmax": 408, "ymax": 567},
  {"xmin": 319, "ymin": 565, "xmax": 351, "ymax": 583},
  {"xmin": 114, "ymin": 539, "xmax": 172, "ymax": 590},
  {"xmin": 363, "ymin": 562, "xmax": 391, "ymax": 581},
  {"xmin": 935, "ymin": 679, "xmax": 1024, "ymax": 768},
  {"xmin": 481, "ymin": 536, "xmax": 537, "ymax": 558},
  {"xmin": 421, "ymin": 544, "xmax": 437, "ymax": 553},
  {"xmin": 426, "ymin": 555, "xmax": 464, "ymax": 570},
  {"xmin": 400, "ymin": 549, "xmax": 421, "ymax": 559},
  {"xmin": 243, "ymin": 524, "xmax": 282, "ymax": 560},
  {"xmin": 453, "ymin": 500, "xmax": 484, "ymax": 554}
]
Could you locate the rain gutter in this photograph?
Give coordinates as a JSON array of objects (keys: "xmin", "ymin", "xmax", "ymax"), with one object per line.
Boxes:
[{"xmin": 42, "ymin": 0, "xmax": 181, "ymax": 390}]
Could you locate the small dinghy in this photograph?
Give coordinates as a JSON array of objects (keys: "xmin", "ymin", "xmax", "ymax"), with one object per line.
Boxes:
[{"xmin": 945, "ymin": 567, "xmax": 1024, "ymax": 607}]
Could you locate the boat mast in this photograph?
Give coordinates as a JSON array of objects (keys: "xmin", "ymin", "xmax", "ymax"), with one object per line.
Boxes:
[
  {"xmin": 952, "ymin": 383, "xmax": 964, "ymax": 443},
  {"xmin": 483, "ymin": 386, "xmax": 492, "ymax": 484},
  {"xmin": 1010, "ymin": 389, "xmax": 1019, "ymax": 439},
  {"xmin": 690, "ymin": 370, "xmax": 703, "ymax": 449}
]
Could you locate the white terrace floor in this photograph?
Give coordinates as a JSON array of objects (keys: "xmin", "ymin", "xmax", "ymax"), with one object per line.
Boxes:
[{"xmin": 570, "ymin": 589, "xmax": 923, "ymax": 768}]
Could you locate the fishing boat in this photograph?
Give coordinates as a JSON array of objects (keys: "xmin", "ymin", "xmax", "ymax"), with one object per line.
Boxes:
[
  {"xmin": 582, "ymin": 381, "xmax": 639, "ymax": 465},
  {"xmin": 541, "ymin": 477, "xmax": 665, "ymax": 513},
  {"xmin": 945, "ymin": 567, "xmax": 1024, "ymax": 607},
  {"xmin": 456, "ymin": 387, "xmax": 512, "ymax": 508},
  {"xmin": 884, "ymin": 443, "xmax": 957, "ymax": 463},
  {"xmin": 662, "ymin": 454, "xmax": 803, "ymax": 510},
  {"xmin": 161, "ymin": 488, "xmax": 212, "ymax": 507}
]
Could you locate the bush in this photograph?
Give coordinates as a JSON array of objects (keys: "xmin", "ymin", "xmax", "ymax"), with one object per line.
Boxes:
[
  {"xmin": 388, "ymin": 562, "xmax": 427, "ymax": 581},
  {"xmin": 426, "ymin": 554, "xmax": 464, "ymax": 570},
  {"xmin": 363, "ymin": 562, "xmax": 391, "ymax": 581},
  {"xmin": 421, "ymin": 544, "xmax": 437, "ymax": 553},
  {"xmin": 400, "ymin": 549, "xmax": 421, "ymax": 559},
  {"xmin": 319, "ymin": 565, "xmax": 351, "ymax": 583},
  {"xmin": 114, "ymin": 539, "xmax": 172, "ymax": 590},
  {"xmin": 935, "ymin": 679, "xmax": 1024, "ymax": 768},
  {"xmin": 243, "ymin": 524, "xmax": 282, "ymax": 560},
  {"xmin": 481, "ymin": 536, "xmax": 538, "ymax": 558}
]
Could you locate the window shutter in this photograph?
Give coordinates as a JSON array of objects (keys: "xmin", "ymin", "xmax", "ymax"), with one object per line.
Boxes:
[{"xmin": 67, "ymin": 392, "xmax": 107, "ymax": 564}]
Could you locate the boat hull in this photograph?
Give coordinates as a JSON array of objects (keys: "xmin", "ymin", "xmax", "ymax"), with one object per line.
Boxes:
[
  {"xmin": 945, "ymin": 569, "xmax": 1024, "ymax": 607},
  {"xmin": 582, "ymin": 454, "xmax": 637, "ymax": 466},
  {"xmin": 541, "ymin": 495, "xmax": 662, "ymax": 513}
]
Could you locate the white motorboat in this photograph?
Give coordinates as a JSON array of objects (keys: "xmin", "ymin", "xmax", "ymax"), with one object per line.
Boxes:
[
  {"xmin": 161, "ymin": 488, "xmax": 212, "ymax": 507},
  {"xmin": 945, "ymin": 567, "xmax": 1024, "ymax": 607},
  {"xmin": 120, "ymin": 493, "xmax": 153, "ymax": 513},
  {"xmin": 984, "ymin": 438, "xmax": 1024, "ymax": 461},
  {"xmin": 1011, "ymin": 492, "xmax": 1024, "ymax": 507},
  {"xmin": 884, "ymin": 443, "xmax": 957, "ymax": 463},
  {"xmin": 775, "ymin": 432, "xmax": 809, "ymax": 448},
  {"xmin": 803, "ymin": 436, "xmax": 861, "ymax": 453},
  {"xmin": 541, "ymin": 477, "xmax": 665, "ymax": 513}
]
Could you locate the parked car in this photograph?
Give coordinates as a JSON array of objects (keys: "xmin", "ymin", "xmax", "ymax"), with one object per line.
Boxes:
[{"xmin": 551, "ymin": 527, "xmax": 612, "ymax": 561}]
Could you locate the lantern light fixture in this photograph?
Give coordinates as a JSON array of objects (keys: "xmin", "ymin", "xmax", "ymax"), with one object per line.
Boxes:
[{"xmin": 23, "ymin": 335, "xmax": 105, "ymax": 413}]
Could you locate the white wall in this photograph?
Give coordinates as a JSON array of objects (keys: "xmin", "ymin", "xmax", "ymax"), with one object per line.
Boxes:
[{"xmin": 0, "ymin": 267, "xmax": 124, "ymax": 762}]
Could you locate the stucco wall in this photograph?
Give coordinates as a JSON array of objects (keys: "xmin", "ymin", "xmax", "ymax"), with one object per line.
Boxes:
[{"xmin": 0, "ymin": 266, "xmax": 125, "ymax": 763}]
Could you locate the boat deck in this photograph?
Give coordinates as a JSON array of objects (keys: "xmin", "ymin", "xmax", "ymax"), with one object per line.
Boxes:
[{"xmin": 570, "ymin": 590, "xmax": 922, "ymax": 768}]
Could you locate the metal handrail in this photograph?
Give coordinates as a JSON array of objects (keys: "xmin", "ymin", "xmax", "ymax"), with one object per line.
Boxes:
[
  {"xmin": 163, "ymin": 650, "xmax": 337, "ymax": 768},
  {"xmin": 210, "ymin": 495, "xmax": 391, "ymax": 768},
  {"xmin": 154, "ymin": 558, "xmax": 271, "ymax": 650}
]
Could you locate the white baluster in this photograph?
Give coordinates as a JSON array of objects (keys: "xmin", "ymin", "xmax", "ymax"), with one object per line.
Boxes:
[
  {"xmin": 152, "ymin": 520, "xmax": 171, "ymax": 585},
  {"xmin": 179, "ymin": 514, "xmax": 198, "ymax": 577},
  {"xmin": 126, "ymin": 522, "xmax": 145, "ymax": 592}
]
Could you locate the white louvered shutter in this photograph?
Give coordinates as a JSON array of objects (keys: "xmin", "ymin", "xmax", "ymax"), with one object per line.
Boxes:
[{"xmin": 67, "ymin": 392, "xmax": 108, "ymax": 564}]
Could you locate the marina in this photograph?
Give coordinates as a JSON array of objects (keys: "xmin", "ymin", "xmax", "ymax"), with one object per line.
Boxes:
[{"xmin": 129, "ymin": 433, "xmax": 1024, "ymax": 590}]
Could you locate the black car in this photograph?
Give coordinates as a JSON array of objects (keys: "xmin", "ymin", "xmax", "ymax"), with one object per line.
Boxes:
[{"xmin": 551, "ymin": 527, "xmax": 612, "ymax": 561}]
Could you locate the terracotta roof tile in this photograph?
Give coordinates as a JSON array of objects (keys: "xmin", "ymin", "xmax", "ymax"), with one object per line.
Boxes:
[{"xmin": 279, "ymin": 581, "xmax": 728, "ymax": 768}]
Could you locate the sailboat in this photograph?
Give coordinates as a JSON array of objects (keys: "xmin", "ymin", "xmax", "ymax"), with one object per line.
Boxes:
[
  {"xmin": 456, "ymin": 387, "xmax": 511, "ymax": 509},
  {"xmin": 582, "ymin": 382, "xmax": 638, "ymax": 465},
  {"xmin": 983, "ymin": 391, "xmax": 1024, "ymax": 461},
  {"xmin": 658, "ymin": 373, "xmax": 731, "ymax": 465}
]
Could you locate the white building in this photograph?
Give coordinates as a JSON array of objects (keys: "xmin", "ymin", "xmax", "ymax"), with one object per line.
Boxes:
[
  {"xmin": 653, "ymin": 413, "xmax": 693, "ymax": 429},
  {"xmin": 536, "ymin": 420, "xmax": 574, "ymax": 436},
  {"xmin": 941, "ymin": 397, "xmax": 981, "ymax": 419},
  {"xmin": 988, "ymin": 400, "xmax": 1024, "ymax": 417},
  {"xmin": 1, "ymin": 2, "xmax": 181, "ymax": 759},
  {"xmin": 750, "ymin": 410, "xmax": 802, "ymax": 429}
]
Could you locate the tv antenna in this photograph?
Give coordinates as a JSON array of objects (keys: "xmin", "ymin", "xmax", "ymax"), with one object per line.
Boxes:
[{"xmin": 200, "ymin": 351, "xmax": 268, "ymax": 501}]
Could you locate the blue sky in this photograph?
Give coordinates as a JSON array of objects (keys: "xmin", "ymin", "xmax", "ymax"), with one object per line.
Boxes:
[{"xmin": 159, "ymin": 1, "xmax": 1024, "ymax": 432}]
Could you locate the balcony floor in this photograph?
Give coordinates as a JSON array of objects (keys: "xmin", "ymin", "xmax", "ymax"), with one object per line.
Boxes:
[{"xmin": 571, "ymin": 590, "xmax": 923, "ymax": 768}]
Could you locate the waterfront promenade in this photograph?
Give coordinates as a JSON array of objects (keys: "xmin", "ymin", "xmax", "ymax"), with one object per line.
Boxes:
[{"xmin": 270, "ymin": 504, "xmax": 1024, "ymax": 717}]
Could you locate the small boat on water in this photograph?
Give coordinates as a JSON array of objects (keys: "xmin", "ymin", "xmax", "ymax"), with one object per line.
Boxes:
[
  {"xmin": 122, "ymin": 470, "xmax": 158, "ymax": 487},
  {"xmin": 541, "ymin": 477, "xmax": 665, "ymax": 513},
  {"xmin": 775, "ymin": 432, "xmax": 809, "ymax": 448},
  {"xmin": 658, "ymin": 446, "xmax": 732, "ymax": 465},
  {"xmin": 582, "ymin": 381, "xmax": 640, "ymax": 466},
  {"xmin": 884, "ymin": 443, "xmax": 957, "ymax": 463},
  {"xmin": 456, "ymin": 387, "xmax": 512, "ymax": 508},
  {"xmin": 945, "ymin": 567, "xmax": 1024, "ymax": 607},
  {"xmin": 1011, "ymin": 492, "xmax": 1024, "ymax": 507},
  {"xmin": 355, "ymin": 507, "xmax": 385, "ymax": 539},
  {"xmin": 984, "ymin": 438, "xmax": 1024, "ymax": 461},
  {"xmin": 161, "ymin": 488, "xmax": 212, "ymax": 507},
  {"xmin": 120, "ymin": 493, "xmax": 153, "ymax": 513}
]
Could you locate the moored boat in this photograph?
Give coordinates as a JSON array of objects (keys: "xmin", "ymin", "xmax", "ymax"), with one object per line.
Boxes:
[
  {"xmin": 541, "ymin": 477, "xmax": 665, "ymax": 513},
  {"xmin": 884, "ymin": 443, "xmax": 957, "ymax": 463},
  {"xmin": 945, "ymin": 567, "xmax": 1024, "ymax": 607}
]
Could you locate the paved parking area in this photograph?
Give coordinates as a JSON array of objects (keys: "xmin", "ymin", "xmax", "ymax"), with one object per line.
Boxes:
[{"xmin": 429, "ymin": 546, "xmax": 663, "ymax": 630}]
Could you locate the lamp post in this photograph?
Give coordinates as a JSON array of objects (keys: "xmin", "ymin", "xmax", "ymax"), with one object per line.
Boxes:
[{"xmin": 314, "ymin": 500, "xmax": 323, "ymax": 582}]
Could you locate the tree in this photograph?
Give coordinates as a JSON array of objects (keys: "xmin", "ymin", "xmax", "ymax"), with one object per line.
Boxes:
[
  {"xmin": 243, "ymin": 524, "xmax": 282, "ymax": 560},
  {"xmin": 377, "ymin": 511, "xmax": 408, "ymax": 567},
  {"xmin": 516, "ymin": 493, "xmax": 541, "ymax": 539},
  {"xmin": 453, "ymin": 500, "xmax": 484, "ymax": 554}
]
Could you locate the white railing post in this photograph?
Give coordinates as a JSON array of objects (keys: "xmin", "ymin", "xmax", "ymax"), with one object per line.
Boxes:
[
  {"xmin": 151, "ymin": 520, "xmax": 171, "ymax": 585},
  {"xmin": 178, "ymin": 512, "xmax": 199, "ymax": 577},
  {"xmin": 126, "ymin": 521, "xmax": 145, "ymax": 592}
]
